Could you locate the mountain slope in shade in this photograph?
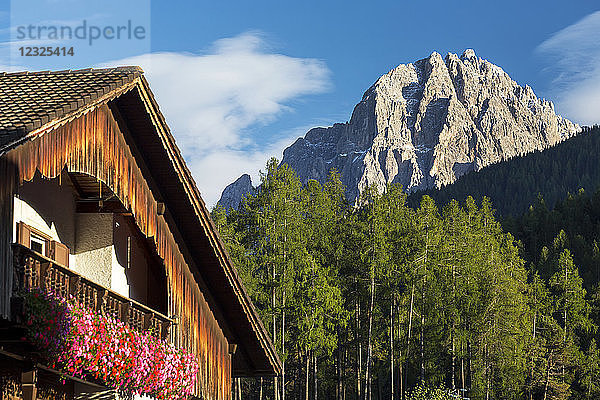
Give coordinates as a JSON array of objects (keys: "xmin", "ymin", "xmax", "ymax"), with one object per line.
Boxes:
[
  {"xmin": 218, "ymin": 174, "xmax": 254, "ymax": 210},
  {"xmin": 219, "ymin": 49, "xmax": 579, "ymax": 209}
]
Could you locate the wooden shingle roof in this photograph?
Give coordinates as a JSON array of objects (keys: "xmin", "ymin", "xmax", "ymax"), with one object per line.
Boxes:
[{"xmin": 0, "ymin": 67, "xmax": 142, "ymax": 148}]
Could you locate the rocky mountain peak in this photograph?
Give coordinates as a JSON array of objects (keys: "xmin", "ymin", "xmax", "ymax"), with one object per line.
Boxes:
[
  {"xmin": 219, "ymin": 49, "xmax": 580, "ymax": 209},
  {"xmin": 217, "ymin": 173, "xmax": 254, "ymax": 210},
  {"xmin": 461, "ymin": 48, "xmax": 477, "ymax": 60}
]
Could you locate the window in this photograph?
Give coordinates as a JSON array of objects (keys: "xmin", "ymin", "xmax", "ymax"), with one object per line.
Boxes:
[
  {"xmin": 30, "ymin": 232, "xmax": 46, "ymax": 254},
  {"xmin": 16, "ymin": 221, "xmax": 70, "ymax": 267}
]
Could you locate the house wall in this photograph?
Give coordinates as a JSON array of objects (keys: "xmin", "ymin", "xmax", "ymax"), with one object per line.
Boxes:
[
  {"xmin": 113, "ymin": 214, "xmax": 148, "ymax": 302},
  {"xmin": 11, "ymin": 173, "xmax": 146, "ymax": 299},
  {"xmin": 71, "ymin": 213, "xmax": 118, "ymax": 291},
  {"xmin": 4, "ymin": 106, "xmax": 234, "ymax": 399},
  {"xmin": 13, "ymin": 172, "xmax": 76, "ymax": 250}
]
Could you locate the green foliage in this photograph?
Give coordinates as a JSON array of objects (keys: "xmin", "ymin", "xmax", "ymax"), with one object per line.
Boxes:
[
  {"xmin": 404, "ymin": 383, "xmax": 455, "ymax": 400},
  {"xmin": 581, "ymin": 339, "xmax": 600, "ymax": 398},
  {"xmin": 507, "ymin": 189, "xmax": 600, "ymax": 289},
  {"xmin": 213, "ymin": 158, "xmax": 600, "ymax": 400}
]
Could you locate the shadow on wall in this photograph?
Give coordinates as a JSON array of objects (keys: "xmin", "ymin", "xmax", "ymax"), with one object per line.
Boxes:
[
  {"xmin": 17, "ymin": 171, "xmax": 77, "ymax": 250},
  {"xmin": 16, "ymin": 171, "xmax": 168, "ymax": 314}
]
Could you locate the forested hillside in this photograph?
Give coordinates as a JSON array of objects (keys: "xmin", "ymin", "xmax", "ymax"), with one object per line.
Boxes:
[
  {"xmin": 409, "ymin": 126, "xmax": 600, "ymax": 216},
  {"xmin": 505, "ymin": 189, "xmax": 600, "ymax": 289},
  {"xmin": 213, "ymin": 159, "xmax": 600, "ymax": 400}
]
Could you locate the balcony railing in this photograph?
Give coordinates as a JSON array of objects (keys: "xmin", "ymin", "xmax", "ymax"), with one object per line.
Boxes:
[{"xmin": 11, "ymin": 243, "xmax": 174, "ymax": 341}]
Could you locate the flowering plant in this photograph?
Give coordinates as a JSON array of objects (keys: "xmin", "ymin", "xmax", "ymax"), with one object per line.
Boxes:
[
  {"xmin": 22, "ymin": 289, "xmax": 72, "ymax": 358},
  {"xmin": 22, "ymin": 289, "xmax": 199, "ymax": 400}
]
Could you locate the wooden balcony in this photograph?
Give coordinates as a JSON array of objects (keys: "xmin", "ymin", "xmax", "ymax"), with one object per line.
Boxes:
[{"xmin": 11, "ymin": 243, "xmax": 174, "ymax": 341}]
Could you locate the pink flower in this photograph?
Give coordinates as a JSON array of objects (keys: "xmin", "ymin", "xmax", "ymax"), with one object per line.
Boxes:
[{"xmin": 23, "ymin": 289, "xmax": 199, "ymax": 399}]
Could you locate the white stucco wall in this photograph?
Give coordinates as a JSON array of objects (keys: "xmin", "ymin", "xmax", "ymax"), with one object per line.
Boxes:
[
  {"xmin": 71, "ymin": 213, "xmax": 130, "ymax": 296},
  {"xmin": 71, "ymin": 213, "xmax": 113, "ymax": 289}
]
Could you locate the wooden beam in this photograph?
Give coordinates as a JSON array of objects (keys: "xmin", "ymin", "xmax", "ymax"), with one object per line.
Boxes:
[
  {"xmin": 75, "ymin": 200, "xmax": 128, "ymax": 214},
  {"xmin": 143, "ymin": 312, "xmax": 154, "ymax": 331}
]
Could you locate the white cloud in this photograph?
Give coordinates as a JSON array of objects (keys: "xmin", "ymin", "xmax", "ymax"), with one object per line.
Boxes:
[
  {"xmin": 102, "ymin": 32, "xmax": 330, "ymax": 206},
  {"xmin": 188, "ymin": 126, "xmax": 311, "ymax": 207},
  {"xmin": 537, "ymin": 11, "xmax": 600, "ymax": 125}
]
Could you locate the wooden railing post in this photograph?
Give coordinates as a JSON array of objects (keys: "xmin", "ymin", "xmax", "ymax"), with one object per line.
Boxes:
[
  {"xmin": 21, "ymin": 369, "xmax": 37, "ymax": 400},
  {"xmin": 121, "ymin": 301, "xmax": 131, "ymax": 324},
  {"xmin": 12, "ymin": 246, "xmax": 25, "ymax": 292},
  {"xmin": 96, "ymin": 289, "xmax": 107, "ymax": 312},
  {"xmin": 161, "ymin": 321, "xmax": 171, "ymax": 341},
  {"xmin": 30, "ymin": 259, "xmax": 39, "ymax": 290},
  {"xmin": 39, "ymin": 262, "xmax": 51, "ymax": 291},
  {"xmin": 68, "ymin": 275, "xmax": 81, "ymax": 297},
  {"xmin": 143, "ymin": 312, "xmax": 154, "ymax": 331}
]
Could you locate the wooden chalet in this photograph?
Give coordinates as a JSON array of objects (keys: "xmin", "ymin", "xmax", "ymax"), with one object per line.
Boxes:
[{"xmin": 0, "ymin": 67, "xmax": 281, "ymax": 399}]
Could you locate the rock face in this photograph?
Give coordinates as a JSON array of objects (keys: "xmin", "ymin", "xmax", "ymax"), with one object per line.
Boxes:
[
  {"xmin": 220, "ymin": 49, "xmax": 580, "ymax": 207},
  {"xmin": 217, "ymin": 173, "xmax": 254, "ymax": 210}
]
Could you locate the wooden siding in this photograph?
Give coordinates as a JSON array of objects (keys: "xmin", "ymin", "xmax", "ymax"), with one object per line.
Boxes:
[
  {"xmin": 0, "ymin": 159, "xmax": 15, "ymax": 318},
  {"xmin": 1, "ymin": 105, "xmax": 231, "ymax": 400}
]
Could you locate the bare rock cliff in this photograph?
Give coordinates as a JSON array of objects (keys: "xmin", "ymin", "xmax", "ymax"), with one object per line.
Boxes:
[{"xmin": 219, "ymin": 49, "xmax": 579, "ymax": 208}]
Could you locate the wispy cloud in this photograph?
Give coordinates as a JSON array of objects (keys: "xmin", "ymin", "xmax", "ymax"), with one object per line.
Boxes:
[
  {"xmin": 188, "ymin": 124, "xmax": 315, "ymax": 206},
  {"xmin": 102, "ymin": 32, "xmax": 331, "ymax": 206},
  {"xmin": 537, "ymin": 11, "xmax": 600, "ymax": 125}
]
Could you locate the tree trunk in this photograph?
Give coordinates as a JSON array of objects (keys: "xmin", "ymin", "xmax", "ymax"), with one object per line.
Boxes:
[
  {"xmin": 461, "ymin": 353, "xmax": 465, "ymax": 394},
  {"xmin": 337, "ymin": 328, "xmax": 342, "ymax": 400},
  {"xmin": 272, "ymin": 257, "xmax": 278, "ymax": 400},
  {"xmin": 420, "ymin": 286, "xmax": 425, "ymax": 382},
  {"xmin": 485, "ymin": 345, "xmax": 490, "ymax": 400},
  {"xmin": 260, "ymin": 377, "xmax": 264, "ymax": 400},
  {"xmin": 390, "ymin": 298, "xmax": 394, "ymax": 400},
  {"xmin": 365, "ymin": 268, "xmax": 375, "ymax": 400},
  {"xmin": 467, "ymin": 341, "xmax": 472, "ymax": 393},
  {"xmin": 356, "ymin": 296, "xmax": 362, "ymax": 400},
  {"xmin": 564, "ymin": 262, "xmax": 568, "ymax": 343},
  {"xmin": 562, "ymin": 262, "xmax": 568, "ymax": 383},
  {"xmin": 405, "ymin": 283, "xmax": 415, "ymax": 393},
  {"xmin": 342, "ymin": 345, "xmax": 347, "ymax": 400},
  {"xmin": 306, "ymin": 352, "xmax": 310, "ymax": 400},
  {"xmin": 399, "ymin": 356, "xmax": 403, "ymax": 400},
  {"xmin": 543, "ymin": 357, "xmax": 550, "ymax": 400},
  {"xmin": 451, "ymin": 329, "xmax": 456, "ymax": 391},
  {"xmin": 420, "ymin": 228, "xmax": 428, "ymax": 383},
  {"xmin": 314, "ymin": 353, "xmax": 318, "ymax": 400},
  {"xmin": 282, "ymin": 291, "xmax": 286, "ymax": 400},
  {"xmin": 451, "ymin": 264, "xmax": 456, "ymax": 391},
  {"xmin": 530, "ymin": 311, "xmax": 537, "ymax": 400}
]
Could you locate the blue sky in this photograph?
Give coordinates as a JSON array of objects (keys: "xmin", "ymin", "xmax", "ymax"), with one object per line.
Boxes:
[{"xmin": 1, "ymin": 0, "xmax": 599, "ymax": 204}]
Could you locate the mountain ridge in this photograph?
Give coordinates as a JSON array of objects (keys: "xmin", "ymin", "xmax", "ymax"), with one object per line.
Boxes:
[{"xmin": 219, "ymin": 49, "xmax": 579, "ymax": 209}]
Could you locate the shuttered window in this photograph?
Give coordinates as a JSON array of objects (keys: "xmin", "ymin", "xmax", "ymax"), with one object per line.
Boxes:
[{"xmin": 16, "ymin": 221, "xmax": 69, "ymax": 267}]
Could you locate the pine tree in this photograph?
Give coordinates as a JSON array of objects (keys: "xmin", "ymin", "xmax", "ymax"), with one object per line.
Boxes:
[{"xmin": 581, "ymin": 339, "xmax": 600, "ymax": 398}]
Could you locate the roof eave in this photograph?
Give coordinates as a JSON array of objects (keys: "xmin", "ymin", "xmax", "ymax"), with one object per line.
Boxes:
[{"xmin": 134, "ymin": 76, "xmax": 282, "ymax": 376}]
